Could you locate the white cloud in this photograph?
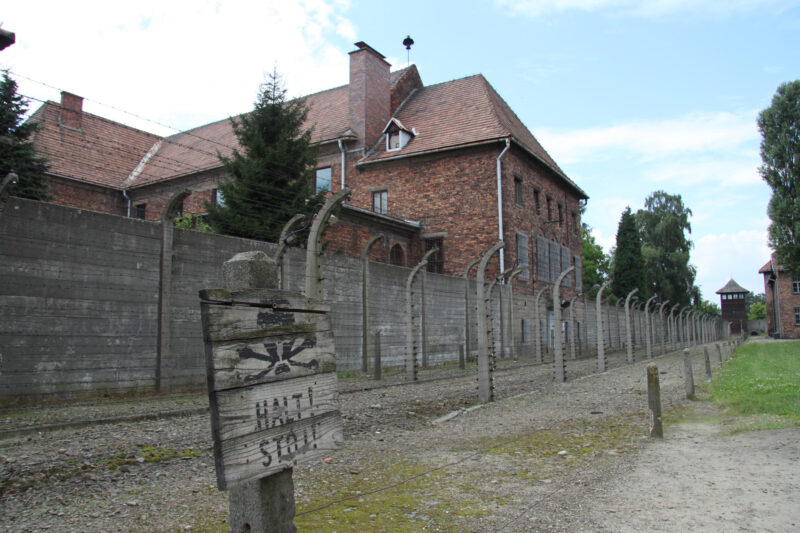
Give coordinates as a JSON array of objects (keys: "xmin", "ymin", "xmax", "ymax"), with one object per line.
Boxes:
[
  {"xmin": 537, "ymin": 110, "xmax": 759, "ymax": 165},
  {"xmin": 644, "ymin": 157, "xmax": 762, "ymax": 188},
  {"xmin": 693, "ymin": 229, "xmax": 770, "ymax": 297},
  {"xmin": 1, "ymin": 0, "xmax": 355, "ymax": 135},
  {"xmin": 493, "ymin": 0, "xmax": 787, "ymax": 18}
]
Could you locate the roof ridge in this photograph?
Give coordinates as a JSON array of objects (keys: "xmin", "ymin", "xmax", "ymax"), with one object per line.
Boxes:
[
  {"xmin": 476, "ymin": 74, "xmax": 512, "ymax": 138},
  {"xmin": 40, "ymin": 100, "xmax": 163, "ymax": 140}
]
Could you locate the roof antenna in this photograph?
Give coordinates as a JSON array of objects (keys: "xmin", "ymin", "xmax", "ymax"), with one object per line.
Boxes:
[{"xmin": 403, "ymin": 35, "xmax": 414, "ymax": 66}]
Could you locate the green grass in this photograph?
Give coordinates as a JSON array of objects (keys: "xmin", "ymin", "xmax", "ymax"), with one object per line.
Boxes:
[{"xmin": 711, "ymin": 340, "xmax": 800, "ymax": 428}]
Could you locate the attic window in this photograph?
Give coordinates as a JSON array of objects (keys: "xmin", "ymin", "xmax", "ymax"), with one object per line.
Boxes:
[{"xmin": 384, "ymin": 119, "xmax": 413, "ymax": 152}]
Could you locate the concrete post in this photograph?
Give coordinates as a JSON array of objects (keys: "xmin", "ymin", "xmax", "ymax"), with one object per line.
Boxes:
[
  {"xmin": 0, "ymin": 171, "xmax": 18, "ymax": 217},
  {"xmin": 361, "ymin": 234, "xmax": 386, "ymax": 373},
  {"xmin": 486, "ymin": 277, "xmax": 500, "ymax": 362},
  {"xmin": 658, "ymin": 301, "xmax": 670, "ymax": 356},
  {"xmin": 680, "ymin": 306, "xmax": 691, "ymax": 348},
  {"xmin": 459, "ymin": 343, "xmax": 465, "ymax": 370},
  {"xmin": 704, "ymin": 346, "xmax": 712, "ymax": 382},
  {"xmin": 373, "ymin": 329, "xmax": 382, "ymax": 381},
  {"xmin": 552, "ymin": 266, "xmax": 575, "ymax": 382},
  {"xmin": 497, "ymin": 266, "xmax": 513, "ymax": 360},
  {"xmin": 477, "ymin": 242, "xmax": 504, "ymax": 403},
  {"xmin": 669, "ymin": 304, "xmax": 680, "ymax": 350},
  {"xmin": 405, "ymin": 248, "xmax": 438, "ymax": 382},
  {"xmin": 683, "ymin": 348, "xmax": 695, "ymax": 400},
  {"xmin": 595, "ymin": 281, "xmax": 612, "ymax": 372},
  {"xmin": 624, "ymin": 289, "xmax": 639, "ymax": 363},
  {"xmin": 274, "ymin": 213, "xmax": 306, "ymax": 291},
  {"xmin": 156, "ymin": 189, "xmax": 190, "ymax": 392},
  {"xmin": 533, "ymin": 286, "xmax": 548, "ymax": 364},
  {"xmin": 616, "ymin": 299, "xmax": 625, "ymax": 351},
  {"xmin": 716, "ymin": 343, "xmax": 723, "ymax": 366},
  {"xmin": 505, "ymin": 266, "xmax": 525, "ymax": 360},
  {"xmin": 421, "ymin": 266, "xmax": 429, "ymax": 368},
  {"xmin": 568, "ymin": 294, "xmax": 580, "ymax": 361},
  {"xmin": 220, "ymin": 251, "xmax": 296, "ymax": 533},
  {"xmin": 463, "ymin": 258, "xmax": 481, "ymax": 361},
  {"xmin": 644, "ymin": 296, "xmax": 657, "ymax": 360},
  {"xmin": 647, "ymin": 365, "xmax": 664, "ymax": 439},
  {"xmin": 305, "ymin": 189, "xmax": 349, "ymax": 301}
]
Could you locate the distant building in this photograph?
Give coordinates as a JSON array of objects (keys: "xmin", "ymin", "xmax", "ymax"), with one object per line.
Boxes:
[
  {"xmin": 759, "ymin": 257, "xmax": 800, "ymax": 339},
  {"xmin": 715, "ymin": 278, "xmax": 748, "ymax": 334}
]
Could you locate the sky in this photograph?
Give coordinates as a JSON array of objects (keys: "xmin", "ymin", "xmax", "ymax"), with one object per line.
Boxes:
[{"xmin": 3, "ymin": 0, "xmax": 798, "ymax": 300}]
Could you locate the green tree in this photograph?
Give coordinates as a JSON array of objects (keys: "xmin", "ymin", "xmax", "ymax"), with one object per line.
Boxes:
[
  {"xmin": 204, "ymin": 71, "xmax": 324, "ymax": 242},
  {"xmin": 695, "ymin": 299, "xmax": 721, "ymax": 317},
  {"xmin": 611, "ymin": 206, "xmax": 646, "ymax": 300},
  {"xmin": 758, "ymin": 80, "xmax": 800, "ymax": 273},
  {"xmin": 748, "ymin": 301, "xmax": 767, "ymax": 320},
  {"xmin": 581, "ymin": 223, "xmax": 610, "ymax": 299},
  {"xmin": 636, "ymin": 191, "xmax": 696, "ymax": 307},
  {"xmin": 0, "ymin": 70, "xmax": 50, "ymax": 200}
]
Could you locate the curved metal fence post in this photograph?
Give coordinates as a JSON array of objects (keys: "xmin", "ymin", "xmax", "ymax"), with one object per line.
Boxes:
[
  {"xmin": 595, "ymin": 281, "xmax": 612, "ymax": 372},
  {"xmin": 505, "ymin": 266, "xmax": 525, "ymax": 360},
  {"xmin": 405, "ymin": 247, "xmax": 438, "ymax": 382},
  {"xmin": 669, "ymin": 303, "xmax": 680, "ymax": 350},
  {"xmin": 552, "ymin": 266, "xmax": 575, "ymax": 382},
  {"xmin": 463, "ymin": 258, "xmax": 481, "ymax": 361},
  {"xmin": 274, "ymin": 213, "xmax": 306, "ymax": 291},
  {"xmin": 533, "ymin": 286, "xmax": 548, "ymax": 364},
  {"xmin": 476, "ymin": 242, "xmax": 504, "ymax": 403},
  {"xmin": 644, "ymin": 296, "xmax": 657, "ymax": 360},
  {"xmin": 568, "ymin": 294, "xmax": 580, "ymax": 361},
  {"xmin": 361, "ymin": 233, "xmax": 386, "ymax": 373},
  {"xmin": 156, "ymin": 189, "xmax": 190, "ymax": 392},
  {"xmin": 624, "ymin": 289, "xmax": 639, "ymax": 363},
  {"xmin": 658, "ymin": 300, "xmax": 670, "ymax": 356},
  {"xmin": 304, "ymin": 189, "xmax": 350, "ymax": 301}
]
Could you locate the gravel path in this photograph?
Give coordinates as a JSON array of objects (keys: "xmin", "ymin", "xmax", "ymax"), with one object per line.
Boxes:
[{"xmin": 3, "ymin": 341, "xmax": 792, "ymax": 532}]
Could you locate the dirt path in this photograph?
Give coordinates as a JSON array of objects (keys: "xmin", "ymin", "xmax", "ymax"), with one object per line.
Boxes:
[{"xmin": 580, "ymin": 403, "xmax": 800, "ymax": 532}]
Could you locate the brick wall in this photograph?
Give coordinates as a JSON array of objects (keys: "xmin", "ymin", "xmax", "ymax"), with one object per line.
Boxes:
[
  {"xmin": 775, "ymin": 272, "xmax": 800, "ymax": 338},
  {"xmin": 47, "ymin": 176, "xmax": 126, "ymax": 216}
]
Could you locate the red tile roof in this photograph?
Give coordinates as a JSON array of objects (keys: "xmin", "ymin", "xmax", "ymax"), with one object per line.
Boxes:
[
  {"xmin": 758, "ymin": 256, "xmax": 787, "ymax": 274},
  {"xmin": 30, "ymin": 102, "xmax": 160, "ymax": 189},
  {"xmin": 358, "ymin": 74, "xmax": 587, "ymax": 199}
]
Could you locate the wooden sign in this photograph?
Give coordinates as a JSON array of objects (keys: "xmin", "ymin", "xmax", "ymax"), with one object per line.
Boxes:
[{"xmin": 200, "ymin": 288, "xmax": 343, "ymax": 490}]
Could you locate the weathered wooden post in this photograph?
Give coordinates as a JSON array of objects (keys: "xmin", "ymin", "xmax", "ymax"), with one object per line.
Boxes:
[
  {"xmin": 361, "ymin": 234, "xmax": 386, "ymax": 373},
  {"xmin": 533, "ymin": 286, "xmax": 548, "ymax": 364},
  {"xmin": 552, "ymin": 266, "xmax": 575, "ymax": 383},
  {"xmin": 595, "ymin": 281, "xmax": 612, "ymax": 372},
  {"xmin": 406, "ymin": 248, "xmax": 438, "ymax": 382},
  {"xmin": 275, "ymin": 214, "xmax": 307, "ymax": 291},
  {"xmin": 704, "ymin": 346, "xmax": 712, "ymax": 382},
  {"xmin": 373, "ymin": 329, "xmax": 382, "ymax": 381},
  {"xmin": 683, "ymin": 348, "xmax": 695, "ymax": 400},
  {"xmin": 477, "ymin": 242, "xmax": 504, "ymax": 403},
  {"xmin": 624, "ymin": 289, "xmax": 639, "ymax": 363},
  {"xmin": 200, "ymin": 251, "xmax": 343, "ymax": 533},
  {"xmin": 156, "ymin": 188, "xmax": 190, "ymax": 392},
  {"xmin": 644, "ymin": 296, "xmax": 657, "ymax": 360},
  {"xmin": 463, "ymin": 258, "xmax": 481, "ymax": 361},
  {"xmin": 647, "ymin": 365, "xmax": 663, "ymax": 438}
]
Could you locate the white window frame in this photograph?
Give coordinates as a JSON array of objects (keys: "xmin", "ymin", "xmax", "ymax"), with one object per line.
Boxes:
[
  {"xmin": 372, "ymin": 190, "xmax": 388, "ymax": 215},
  {"xmin": 315, "ymin": 167, "xmax": 331, "ymax": 193}
]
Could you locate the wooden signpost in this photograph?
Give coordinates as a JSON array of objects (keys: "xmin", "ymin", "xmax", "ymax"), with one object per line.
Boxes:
[{"xmin": 200, "ymin": 287, "xmax": 344, "ymax": 491}]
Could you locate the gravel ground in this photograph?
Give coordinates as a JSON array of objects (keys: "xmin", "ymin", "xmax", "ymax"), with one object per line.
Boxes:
[{"xmin": 2, "ymin": 341, "xmax": 774, "ymax": 532}]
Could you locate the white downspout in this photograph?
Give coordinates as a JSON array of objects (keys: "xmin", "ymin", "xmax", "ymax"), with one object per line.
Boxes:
[
  {"xmin": 338, "ymin": 139, "xmax": 346, "ymax": 189},
  {"xmin": 496, "ymin": 138, "xmax": 511, "ymax": 273},
  {"xmin": 122, "ymin": 189, "xmax": 131, "ymax": 217}
]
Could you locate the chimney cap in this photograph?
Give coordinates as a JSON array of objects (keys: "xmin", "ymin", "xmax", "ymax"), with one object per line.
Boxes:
[{"xmin": 351, "ymin": 41, "xmax": 386, "ymax": 60}]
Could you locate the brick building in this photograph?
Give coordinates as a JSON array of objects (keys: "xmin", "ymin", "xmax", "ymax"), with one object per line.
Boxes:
[
  {"xmin": 29, "ymin": 41, "xmax": 587, "ymax": 297},
  {"xmin": 715, "ymin": 278, "xmax": 747, "ymax": 334},
  {"xmin": 759, "ymin": 257, "xmax": 800, "ymax": 339}
]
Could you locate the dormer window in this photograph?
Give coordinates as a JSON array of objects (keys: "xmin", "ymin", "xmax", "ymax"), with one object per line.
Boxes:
[{"xmin": 383, "ymin": 118, "xmax": 414, "ymax": 152}]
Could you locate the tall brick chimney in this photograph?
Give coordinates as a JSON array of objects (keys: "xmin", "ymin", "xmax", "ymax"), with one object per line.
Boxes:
[
  {"xmin": 349, "ymin": 42, "xmax": 390, "ymax": 152},
  {"xmin": 59, "ymin": 91, "xmax": 84, "ymax": 130}
]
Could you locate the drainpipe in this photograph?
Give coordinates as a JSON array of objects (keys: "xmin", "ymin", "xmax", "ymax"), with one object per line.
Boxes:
[
  {"xmin": 496, "ymin": 138, "xmax": 511, "ymax": 273},
  {"xmin": 122, "ymin": 189, "xmax": 131, "ymax": 217},
  {"xmin": 338, "ymin": 139, "xmax": 346, "ymax": 190}
]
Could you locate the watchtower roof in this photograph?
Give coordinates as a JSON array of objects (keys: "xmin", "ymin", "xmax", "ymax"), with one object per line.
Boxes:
[{"xmin": 715, "ymin": 278, "xmax": 747, "ymax": 295}]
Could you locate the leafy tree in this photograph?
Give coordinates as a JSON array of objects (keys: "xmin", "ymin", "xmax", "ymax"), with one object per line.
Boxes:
[
  {"xmin": 0, "ymin": 70, "xmax": 50, "ymax": 200},
  {"xmin": 757, "ymin": 80, "xmax": 800, "ymax": 273},
  {"xmin": 581, "ymin": 223, "xmax": 610, "ymax": 299},
  {"xmin": 611, "ymin": 206, "xmax": 646, "ymax": 300},
  {"xmin": 204, "ymin": 71, "xmax": 324, "ymax": 242},
  {"xmin": 695, "ymin": 299, "xmax": 721, "ymax": 317},
  {"xmin": 636, "ymin": 191, "xmax": 696, "ymax": 307},
  {"xmin": 748, "ymin": 301, "xmax": 767, "ymax": 320}
]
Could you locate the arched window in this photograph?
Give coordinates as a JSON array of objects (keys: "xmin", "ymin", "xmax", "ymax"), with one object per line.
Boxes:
[{"xmin": 390, "ymin": 244, "xmax": 405, "ymax": 267}]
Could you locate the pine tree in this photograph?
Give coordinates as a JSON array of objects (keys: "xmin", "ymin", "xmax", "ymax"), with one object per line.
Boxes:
[
  {"xmin": 611, "ymin": 207, "xmax": 646, "ymax": 300},
  {"xmin": 204, "ymin": 71, "xmax": 324, "ymax": 242},
  {"xmin": 0, "ymin": 70, "xmax": 50, "ymax": 200}
]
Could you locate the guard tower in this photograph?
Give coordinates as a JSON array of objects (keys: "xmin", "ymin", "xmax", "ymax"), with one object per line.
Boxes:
[{"xmin": 716, "ymin": 278, "xmax": 747, "ymax": 334}]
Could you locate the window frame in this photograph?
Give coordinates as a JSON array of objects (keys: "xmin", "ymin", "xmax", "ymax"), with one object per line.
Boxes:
[
  {"xmin": 533, "ymin": 188, "xmax": 541, "ymax": 216},
  {"xmin": 516, "ymin": 231, "xmax": 530, "ymax": 280},
  {"xmin": 134, "ymin": 203, "xmax": 146, "ymax": 219},
  {"xmin": 793, "ymin": 277, "xmax": 800, "ymax": 294},
  {"xmin": 514, "ymin": 175, "xmax": 524, "ymax": 206},
  {"xmin": 315, "ymin": 167, "xmax": 332, "ymax": 193},
  {"xmin": 425, "ymin": 237, "xmax": 444, "ymax": 274},
  {"xmin": 795, "ymin": 307, "xmax": 800, "ymax": 326},
  {"xmin": 372, "ymin": 190, "xmax": 388, "ymax": 215}
]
